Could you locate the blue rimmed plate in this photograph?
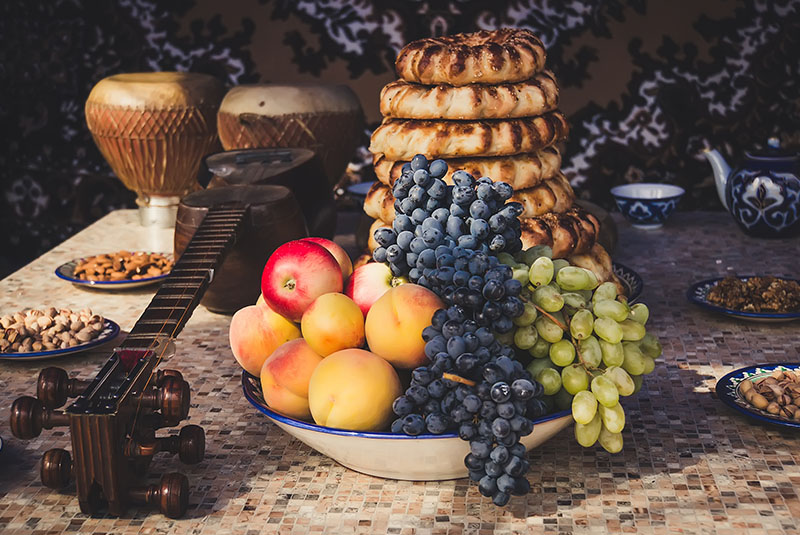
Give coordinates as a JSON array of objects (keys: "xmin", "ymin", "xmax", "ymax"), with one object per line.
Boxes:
[
  {"xmin": 613, "ymin": 262, "xmax": 643, "ymax": 303},
  {"xmin": 687, "ymin": 276, "xmax": 800, "ymax": 322},
  {"xmin": 716, "ymin": 363, "xmax": 800, "ymax": 428},
  {"xmin": 242, "ymin": 372, "xmax": 572, "ymax": 481},
  {"xmin": 55, "ymin": 255, "xmax": 171, "ymax": 290},
  {"xmin": 0, "ymin": 319, "xmax": 120, "ymax": 361}
]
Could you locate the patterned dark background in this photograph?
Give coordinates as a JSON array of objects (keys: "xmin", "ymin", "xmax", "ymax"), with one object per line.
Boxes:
[{"xmin": 1, "ymin": 0, "xmax": 799, "ymax": 278}]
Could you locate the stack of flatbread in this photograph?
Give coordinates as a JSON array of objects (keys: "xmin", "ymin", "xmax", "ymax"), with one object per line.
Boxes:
[{"xmin": 364, "ymin": 28, "xmax": 619, "ymax": 289}]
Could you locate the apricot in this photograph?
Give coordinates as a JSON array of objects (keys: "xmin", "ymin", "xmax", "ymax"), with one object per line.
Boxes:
[
  {"xmin": 229, "ymin": 303, "xmax": 301, "ymax": 376},
  {"xmin": 260, "ymin": 339, "xmax": 324, "ymax": 420},
  {"xmin": 364, "ymin": 284, "xmax": 443, "ymax": 369},
  {"xmin": 301, "ymin": 293, "xmax": 365, "ymax": 357},
  {"xmin": 308, "ymin": 348, "xmax": 401, "ymax": 431}
]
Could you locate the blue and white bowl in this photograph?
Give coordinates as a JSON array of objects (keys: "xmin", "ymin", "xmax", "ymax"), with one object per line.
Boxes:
[
  {"xmin": 611, "ymin": 183, "xmax": 685, "ymax": 229},
  {"xmin": 242, "ymin": 372, "xmax": 573, "ymax": 481}
]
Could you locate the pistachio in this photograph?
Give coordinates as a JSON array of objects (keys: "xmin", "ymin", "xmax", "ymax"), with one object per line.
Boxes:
[
  {"xmin": 0, "ymin": 308, "xmax": 106, "ymax": 353},
  {"xmin": 748, "ymin": 392, "xmax": 769, "ymax": 410},
  {"xmin": 745, "ymin": 371, "xmax": 800, "ymax": 421}
]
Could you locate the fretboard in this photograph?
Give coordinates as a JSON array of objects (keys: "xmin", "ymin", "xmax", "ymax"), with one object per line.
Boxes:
[{"xmin": 120, "ymin": 207, "xmax": 247, "ymax": 351}]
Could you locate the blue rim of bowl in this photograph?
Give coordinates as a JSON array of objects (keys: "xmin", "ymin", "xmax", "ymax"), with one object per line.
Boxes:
[
  {"xmin": 687, "ymin": 276, "xmax": 800, "ymax": 320},
  {"xmin": 55, "ymin": 256, "xmax": 171, "ymax": 287},
  {"xmin": 0, "ymin": 319, "xmax": 120, "ymax": 360},
  {"xmin": 242, "ymin": 371, "xmax": 571, "ymax": 440},
  {"xmin": 613, "ymin": 262, "xmax": 644, "ymax": 303},
  {"xmin": 716, "ymin": 363, "xmax": 800, "ymax": 428}
]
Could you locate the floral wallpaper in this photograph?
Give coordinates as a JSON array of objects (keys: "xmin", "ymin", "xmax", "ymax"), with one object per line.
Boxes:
[{"xmin": 1, "ymin": 0, "xmax": 798, "ymax": 277}]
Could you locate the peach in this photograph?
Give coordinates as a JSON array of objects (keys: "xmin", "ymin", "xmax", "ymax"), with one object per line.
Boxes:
[
  {"xmin": 301, "ymin": 293, "xmax": 365, "ymax": 357},
  {"xmin": 308, "ymin": 348, "xmax": 402, "ymax": 431},
  {"xmin": 364, "ymin": 284, "xmax": 444, "ymax": 369},
  {"xmin": 229, "ymin": 303, "xmax": 301, "ymax": 376},
  {"xmin": 301, "ymin": 237, "xmax": 353, "ymax": 280},
  {"xmin": 260, "ymin": 339, "xmax": 324, "ymax": 419}
]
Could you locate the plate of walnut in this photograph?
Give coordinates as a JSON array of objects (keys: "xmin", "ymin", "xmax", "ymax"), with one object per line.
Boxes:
[
  {"xmin": 687, "ymin": 275, "xmax": 800, "ymax": 322},
  {"xmin": 55, "ymin": 251, "xmax": 173, "ymax": 290}
]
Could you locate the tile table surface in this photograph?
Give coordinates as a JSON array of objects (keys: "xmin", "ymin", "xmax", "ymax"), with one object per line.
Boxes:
[{"xmin": 0, "ymin": 209, "xmax": 799, "ymax": 535}]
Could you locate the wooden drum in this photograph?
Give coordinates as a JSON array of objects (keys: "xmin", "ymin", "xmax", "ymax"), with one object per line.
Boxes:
[
  {"xmin": 217, "ymin": 84, "xmax": 364, "ymax": 187},
  {"xmin": 85, "ymin": 72, "xmax": 226, "ymax": 227},
  {"xmin": 174, "ymin": 185, "xmax": 307, "ymax": 313}
]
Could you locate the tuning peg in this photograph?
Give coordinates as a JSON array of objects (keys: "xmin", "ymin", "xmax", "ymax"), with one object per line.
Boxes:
[
  {"xmin": 37, "ymin": 367, "xmax": 91, "ymax": 409},
  {"xmin": 141, "ymin": 376, "xmax": 190, "ymax": 425},
  {"xmin": 41, "ymin": 448, "xmax": 72, "ymax": 489},
  {"xmin": 125, "ymin": 424, "xmax": 205, "ymax": 465},
  {"xmin": 129, "ymin": 472, "xmax": 189, "ymax": 519},
  {"xmin": 10, "ymin": 396, "xmax": 70, "ymax": 439},
  {"xmin": 168, "ymin": 425, "xmax": 205, "ymax": 464},
  {"xmin": 156, "ymin": 369, "xmax": 184, "ymax": 384}
]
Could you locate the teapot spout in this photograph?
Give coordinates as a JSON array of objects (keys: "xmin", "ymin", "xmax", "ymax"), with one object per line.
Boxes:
[{"xmin": 702, "ymin": 147, "xmax": 731, "ymax": 210}]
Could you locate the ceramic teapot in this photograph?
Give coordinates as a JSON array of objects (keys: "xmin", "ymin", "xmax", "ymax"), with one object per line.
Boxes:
[{"xmin": 703, "ymin": 138, "xmax": 800, "ymax": 238}]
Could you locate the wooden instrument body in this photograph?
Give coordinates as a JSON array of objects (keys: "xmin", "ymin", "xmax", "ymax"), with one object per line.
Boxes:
[
  {"xmin": 9, "ymin": 185, "xmax": 298, "ymax": 518},
  {"xmin": 206, "ymin": 148, "xmax": 336, "ymax": 238},
  {"xmin": 216, "ymin": 83, "xmax": 364, "ymax": 186},
  {"xmin": 175, "ymin": 185, "xmax": 308, "ymax": 314}
]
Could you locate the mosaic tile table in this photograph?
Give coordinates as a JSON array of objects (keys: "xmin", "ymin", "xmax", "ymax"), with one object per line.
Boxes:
[{"xmin": 1, "ymin": 209, "xmax": 799, "ymax": 535}]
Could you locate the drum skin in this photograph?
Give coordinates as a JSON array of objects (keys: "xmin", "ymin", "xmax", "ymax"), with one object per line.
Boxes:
[
  {"xmin": 217, "ymin": 84, "xmax": 364, "ymax": 187},
  {"xmin": 85, "ymin": 72, "xmax": 226, "ymax": 198}
]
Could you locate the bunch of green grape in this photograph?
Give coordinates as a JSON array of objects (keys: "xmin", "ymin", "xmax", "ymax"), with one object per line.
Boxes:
[{"xmin": 493, "ymin": 247, "xmax": 662, "ymax": 453}]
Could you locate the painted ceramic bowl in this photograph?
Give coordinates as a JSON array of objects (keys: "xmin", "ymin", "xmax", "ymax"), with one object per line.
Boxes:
[
  {"xmin": 242, "ymin": 372, "xmax": 573, "ymax": 481},
  {"xmin": 610, "ymin": 183, "xmax": 685, "ymax": 229}
]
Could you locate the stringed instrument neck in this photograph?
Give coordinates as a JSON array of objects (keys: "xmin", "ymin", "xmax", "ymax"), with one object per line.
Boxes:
[{"xmin": 10, "ymin": 185, "xmax": 307, "ymax": 518}]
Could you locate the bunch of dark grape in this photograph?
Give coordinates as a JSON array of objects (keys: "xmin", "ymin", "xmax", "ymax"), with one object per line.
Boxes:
[
  {"xmin": 372, "ymin": 154, "xmax": 524, "ymax": 278},
  {"xmin": 464, "ymin": 358, "xmax": 548, "ymax": 506},
  {"xmin": 390, "ymin": 305, "xmax": 547, "ymax": 505},
  {"xmin": 377, "ymin": 155, "xmax": 549, "ymax": 506}
]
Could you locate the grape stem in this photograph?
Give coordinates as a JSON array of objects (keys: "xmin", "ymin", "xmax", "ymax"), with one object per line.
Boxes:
[
  {"xmin": 532, "ymin": 304, "xmax": 567, "ymax": 332},
  {"xmin": 442, "ymin": 372, "xmax": 476, "ymax": 387}
]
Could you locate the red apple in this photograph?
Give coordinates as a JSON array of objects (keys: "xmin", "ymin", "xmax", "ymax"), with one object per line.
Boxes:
[
  {"xmin": 301, "ymin": 237, "xmax": 353, "ymax": 280},
  {"xmin": 344, "ymin": 262, "xmax": 407, "ymax": 318},
  {"xmin": 261, "ymin": 240, "xmax": 343, "ymax": 321}
]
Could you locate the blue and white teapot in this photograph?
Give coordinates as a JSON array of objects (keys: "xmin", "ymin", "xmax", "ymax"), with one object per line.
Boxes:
[{"xmin": 703, "ymin": 138, "xmax": 800, "ymax": 238}]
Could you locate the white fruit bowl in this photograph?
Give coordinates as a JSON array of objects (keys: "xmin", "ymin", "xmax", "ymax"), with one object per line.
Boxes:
[{"xmin": 242, "ymin": 372, "xmax": 573, "ymax": 481}]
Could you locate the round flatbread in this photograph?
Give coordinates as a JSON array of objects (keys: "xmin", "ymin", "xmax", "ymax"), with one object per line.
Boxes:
[
  {"xmin": 519, "ymin": 207, "xmax": 600, "ymax": 259},
  {"xmin": 372, "ymin": 148, "xmax": 562, "ymax": 190},
  {"xmin": 363, "ymin": 174, "xmax": 574, "ymax": 222},
  {"xmin": 369, "ymin": 111, "xmax": 569, "ymax": 161},
  {"xmin": 363, "ymin": 182, "xmax": 397, "ymax": 223},
  {"xmin": 395, "ymin": 28, "xmax": 547, "ymax": 86},
  {"xmin": 380, "ymin": 71, "xmax": 559, "ymax": 120},
  {"xmin": 513, "ymin": 174, "xmax": 575, "ymax": 217}
]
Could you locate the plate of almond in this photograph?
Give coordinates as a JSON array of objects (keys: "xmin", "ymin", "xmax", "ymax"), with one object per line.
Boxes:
[{"xmin": 55, "ymin": 251, "xmax": 173, "ymax": 290}]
